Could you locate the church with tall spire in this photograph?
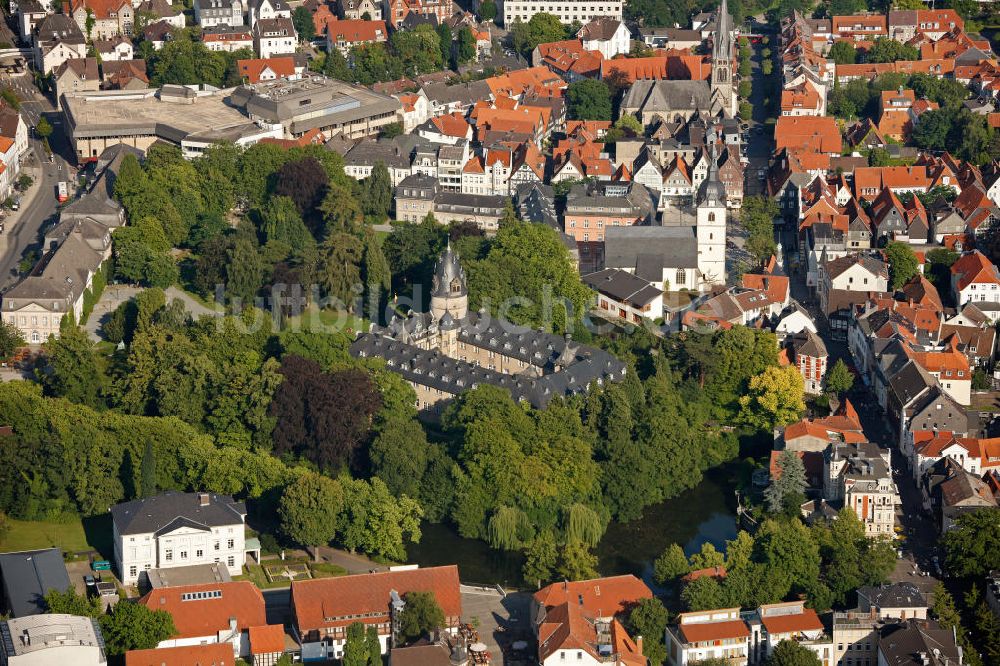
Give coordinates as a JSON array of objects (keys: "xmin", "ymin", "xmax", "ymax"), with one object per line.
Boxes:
[
  {"xmin": 620, "ymin": 0, "xmax": 740, "ymax": 122},
  {"xmin": 710, "ymin": 0, "xmax": 737, "ymax": 117}
]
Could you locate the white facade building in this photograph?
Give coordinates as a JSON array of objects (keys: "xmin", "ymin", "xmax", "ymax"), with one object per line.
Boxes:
[
  {"xmin": 501, "ymin": 0, "xmax": 622, "ymax": 28},
  {"xmin": 110, "ymin": 491, "xmax": 250, "ymax": 585}
]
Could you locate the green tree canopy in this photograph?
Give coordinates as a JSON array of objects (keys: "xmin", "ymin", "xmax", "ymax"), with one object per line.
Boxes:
[
  {"xmin": 886, "ymin": 241, "xmax": 919, "ymax": 289},
  {"xmin": 825, "ymin": 359, "xmax": 854, "ymax": 395},
  {"xmin": 100, "ymin": 598, "xmax": 177, "ymax": 655},
  {"xmin": 866, "ymin": 37, "xmax": 918, "ymax": 63},
  {"xmin": 278, "ymin": 472, "xmax": 344, "ymax": 549},
  {"xmin": 944, "ymin": 508, "xmax": 1000, "ymax": 577},
  {"xmin": 397, "ymin": 591, "xmax": 445, "ymax": 643},
  {"xmin": 738, "ymin": 366, "xmax": 805, "ymax": 432},
  {"xmin": 566, "ymin": 79, "xmax": 613, "ymax": 121}
]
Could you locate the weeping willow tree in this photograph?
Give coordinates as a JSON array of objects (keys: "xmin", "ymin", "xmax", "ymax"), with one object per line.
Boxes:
[
  {"xmin": 487, "ymin": 506, "xmax": 532, "ymax": 550},
  {"xmin": 563, "ymin": 503, "xmax": 604, "ymax": 548}
]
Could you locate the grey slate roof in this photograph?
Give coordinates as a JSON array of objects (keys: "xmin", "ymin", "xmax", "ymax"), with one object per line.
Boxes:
[
  {"xmin": 110, "ymin": 491, "xmax": 246, "ymax": 536},
  {"xmin": 344, "ymin": 138, "xmax": 413, "ymax": 170},
  {"xmin": 0, "ymin": 549, "xmax": 71, "ymax": 617},
  {"xmin": 791, "ymin": 328, "xmax": 827, "ymax": 359},
  {"xmin": 877, "ymin": 620, "xmax": 961, "ymax": 666},
  {"xmin": 604, "ymin": 225, "xmax": 699, "ymax": 271},
  {"xmin": 354, "ymin": 308, "xmax": 627, "ymax": 409},
  {"xmin": 583, "ymin": 268, "xmax": 662, "ymax": 307},
  {"xmin": 622, "ymin": 80, "xmax": 712, "ymax": 116},
  {"xmin": 857, "ymin": 583, "xmax": 926, "ymax": 611},
  {"xmin": 421, "ymin": 80, "xmax": 491, "ymax": 109}
]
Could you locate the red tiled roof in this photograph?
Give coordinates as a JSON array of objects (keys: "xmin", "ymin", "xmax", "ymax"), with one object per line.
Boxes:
[
  {"xmin": 248, "ymin": 624, "xmax": 285, "ymax": 654},
  {"xmin": 775, "ymin": 116, "xmax": 841, "ymax": 154},
  {"xmin": 760, "ymin": 608, "xmax": 824, "ymax": 635},
  {"xmin": 237, "ymin": 56, "xmax": 296, "ymax": 83},
  {"xmin": 534, "ymin": 575, "xmax": 652, "ymax": 620},
  {"xmin": 125, "ymin": 644, "xmax": 234, "ymax": 666},
  {"xmin": 139, "ymin": 582, "xmax": 265, "ymax": 639},
  {"xmin": 291, "ymin": 566, "xmax": 462, "ymax": 633},
  {"xmin": 679, "ymin": 619, "xmax": 750, "ymax": 644},
  {"xmin": 430, "ymin": 112, "xmax": 471, "ymax": 137},
  {"xmin": 325, "ymin": 18, "xmax": 387, "ymax": 45},
  {"xmin": 952, "ymin": 250, "xmax": 1000, "ymax": 291}
]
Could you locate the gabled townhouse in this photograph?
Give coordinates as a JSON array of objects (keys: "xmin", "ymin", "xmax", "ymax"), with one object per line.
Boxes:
[
  {"xmin": 247, "ymin": 0, "xmax": 291, "ymax": 27},
  {"xmin": 778, "ymin": 400, "xmax": 866, "ymax": 452},
  {"xmin": 584, "ymin": 268, "xmax": 664, "ymax": 324},
  {"xmin": 416, "ymin": 112, "xmax": 472, "ymax": 145},
  {"xmin": 825, "ymin": 441, "xmax": 899, "ymax": 535},
  {"xmin": 577, "ymin": 16, "xmax": 630, "ymax": 59},
  {"xmin": 461, "ymin": 146, "xmax": 512, "ymax": 196},
  {"xmin": 140, "ymin": 582, "xmax": 268, "ymax": 658},
  {"xmin": 101, "ymin": 59, "xmax": 150, "ymax": 89},
  {"xmin": 780, "ymin": 80, "xmax": 824, "ymax": 116},
  {"xmin": 67, "ymin": 0, "xmax": 134, "ymax": 39},
  {"xmin": 110, "ymin": 491, "xmax": 251, "ymax": 585},
  {"xmin": 532, "ymin": 39, "xmax": 603, "ymax": 82},
  {"xmin": 922, "ymin": 457, "xmax": 996, "ymax": 532},
  {"xmin": 16, "ymin": 0, "xmax": 47, "ymax": 43},
  {"xmin": 951, "ymin": 250, "xmax": 1000, "ymax": 311},
  {"xmin": 237, "ymin": 56, "xmax": 299, "ymax": 83},
  {"xmin": 54, "ymin": 58, "xmax": 100, "ymax": 109},
  {"xmin": 94, "ymin": 35, "xmax": 133, "ymax": 61},
  {"xmin": 34, "ymin": 14, "xmax": 88, "ymax": 74},
  {"xmin": 194, "ymin": 0, "xmax": 245, "ymax": 27},
  {"xmin": 817, "ymin": 253, "xmax": 889, "ymax": 322},
  {"xmin": 906, "ymin": 339, "xmax": 971, "ymax": 406},
  {"xmin": 508, "ymin": 142, "xmax": 546, "ymax": 189},
  {"xmin": 338, "ymin": 0, "xmax": 381, "ymax": 21},
  {"xmin": 253, "ymin": 16, "xmax": 296, "ymax": 58},
  {"xmin": 910, "ymin": 431, "xmax": 1000, "ymax": 481},
  {"xmin": 891, "ymin": 8, "xmax": 964, "ymax": 41},
  {"xmin": 533, "ymin": 575, "xmax": 651, "ymax": 666},
  {"xmin": 137, "ymin": 0, "xmax": 186, "ymax": 29},
  {"xmin": 789, "ymin": 328, "xmax": 828, "ymax": 394},
  {"xmin": 395, "ymin": 91, "xmax": 430, "ymax": 133},
  {"xmin": 142, "ymin": 19, "xmax": 175, "ymax": 49},
  {"xmin": 941, "ymin": 304, "xmax": 997, "ymax": 367},
  {"xmin": 290, "ymin": 566, "xmax": 461, "ymax": 661}
]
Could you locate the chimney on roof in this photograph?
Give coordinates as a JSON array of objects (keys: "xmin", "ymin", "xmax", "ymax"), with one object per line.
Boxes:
[
  {"xmin": 199, "ymin": 493, "xmax": 210, "ymax": 506},
  {"xmin": 636, "ymin": 635, "xmax": 643, "ymax": 656}
]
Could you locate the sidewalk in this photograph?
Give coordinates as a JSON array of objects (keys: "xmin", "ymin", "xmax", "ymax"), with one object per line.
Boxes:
[{"xmin": 0, "ymin": 159, "xmax": 43, "ymax": 266}]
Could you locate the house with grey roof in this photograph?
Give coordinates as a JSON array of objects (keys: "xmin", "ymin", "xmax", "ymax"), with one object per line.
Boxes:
[
  {"xmin": 110, "ymin": 491, "xmax": 252, "ymax": 585},
  {"xmin": 877, "ymin": 620, "xmax": 962, "ymax": 666},
  {"xmin": 33, "ymin": 13, "xmax": 87, "ymax": 74},
  {"xmin": 0, "ymin": 549, "xmax": 71, "ymax": 617},
  {"xmin": 856, "ymin": 583, "xmax": 927, "ymax": 620},
  {"xmin": 583, "ymin": 268, "xmax": 663, "ymax": 323}
]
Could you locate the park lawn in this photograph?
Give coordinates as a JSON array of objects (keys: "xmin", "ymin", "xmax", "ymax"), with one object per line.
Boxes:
[
  {"xmin": 0, "ymin": 515, "xmax": 113, "ymax": 558},
  {"xmin": 282, "ymin": 306, "xmax": 369, "ymax": 335}
]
